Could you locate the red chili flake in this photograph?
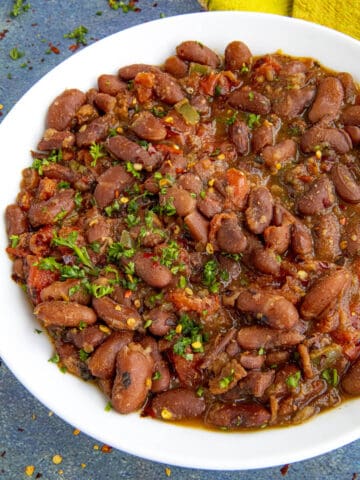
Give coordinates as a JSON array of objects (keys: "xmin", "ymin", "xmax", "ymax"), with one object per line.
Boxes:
[
  {"xmin": 124, "ymin": 290, "xmax": 132, "ymax": 298},
  {"xmin": 0, "ymin": 29, "xmax": 8, "ymax": 40},
  {"xmin": 48, "ymin": 43, "xmax": 60, "ymax": 54},
  {"xmin": 101, "ymin": 444, "xmax": 112, "ymax": 453},
  {"xmin": 69, "ymin": 44, "xmax": 80, "ymax": 52},
  {"xmin": 280, "ymin": 464, "xmax": 290, "ymax": 476}
]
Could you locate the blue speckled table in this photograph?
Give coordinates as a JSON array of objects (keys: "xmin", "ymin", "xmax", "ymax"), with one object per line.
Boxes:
[{"xmin": 1, "ymin": 1, "xmax": 360, "ymax": 479}]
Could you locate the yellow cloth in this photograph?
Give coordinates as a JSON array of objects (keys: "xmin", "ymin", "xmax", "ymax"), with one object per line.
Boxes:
[{"xmin": 200, "ymin": 0, "xmax": 360, "ymax": 40}]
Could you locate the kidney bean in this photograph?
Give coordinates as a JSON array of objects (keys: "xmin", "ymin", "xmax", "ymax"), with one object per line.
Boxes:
[
  {"xmin": 291, "ymin": 222, "xmax": 313, "ymax": 257},
  {"xmin": 106, "ymin": 135, "xmax": 161, "ymax": 171},
  {"xmin": 28, "ymin": 189, "xmax": 75, "ymax": 227},
  {"xmin": 34, "ymin": 300, "xmax": 97, "ymax": 327},
  {"xmin": 40, "ymin": 279, "xmax": 90, "ymax": 304},
  {"xmin": 177, "ymin": 173, "xmax": 202, "ymax": 194},
  {"xmin": 76, "ymin": 114, "xmax": 115, "ymax": 147},
  {"xmin": 88, "ymin": 331, "xmax": 133, "ymax": 379},
  {"xmin": 272, "ymin": 86, "xmax": 316, "ymax": 119},
  {"xmin": 225, "ymin": 40, "xmax": 252, "ymax": 71},
  {"xmin": 161, "ymin": 186, "xmax": 196, "ymax": 217},
  {"xmin": 228, "ymin": 119, "xmax": 250, "ymax": 155},
  {"xmin": 263, "ymin": 224, "xmax": 291, "ymax": 254},
  {"xmin": 5, "ymin": 204, "xmax": 28, "ymax": 236},
  {"xmin": 85, "ymin": 213, "xmax": 113, "ymax": 244},
  {"xmin": 150, "ymin": 388, "xmax": 205, "ymax": 421},
  {"xmin": 236, "ymin": 289, "xmax": 299, "ymax": 330},
  {"xmin": 313, "ymin": 213, "xmax": 341, "ymax": 262},
  {"xmin": 345, "ymin": 221, "xmax": 360, "ymax": 256},
  {"xmin": 300, "ymin": 268, "xmax": 351, "ymax": 320},
  {"xmin": 300, "ymin": 126, "xmax": 352, "ymax": 154},
  {"xmin": 308, "ymin": 77, "xmax": 344, "ymax": 123},
  {"xmin": 153, "ymin": 71, "xmax": 185, "ymax": 104},
  {"xmin": 197, "ymin": 190, "xmax": 223, "ymax": 219},
  {"xmin": 144, "ymin": 307, "xmax": 177, "ymax": 336},
  {"xmin": 164, "ymin": 55, "xmax": 188, "ymax": 78},
  {"xmin": 340, "ymin": 105, "xmax": 360, "ymax": 126},
  {"xmin": 65, "ymin": 325, "xmax": 108, "ymax": 351},
  {"xmin": 37, "ymin": 128, "xmax": 76, "ymax": 151},
  {"xmin": 251, "ymin": 122, "xmax": 275, "ymax": 153},
  {"xmin": 228, "ymin": 88, "xmax": 271, "ymax": 115},
  {"xmin": 141, "ymin": 336, "xmax": 171, "ymax": 393},
  {"xmin": 341, "ymin": 357, "xmax": 360, "ymax": 395},
  {"xmin": 338, "ymin": 72, "xmax": 357, "ymax": 103},
  {"xmin": 261, "ymin": 139, "xmax": 297, "ymax": 169},
  {"xmin": 245, "ymin": 186, "xmax": 273, "ymax": 234},
  {"xmin": 239, "ymin": 352, "xmax": 265, "ymax": 370},
  {"xmin": 94, "ymin": 165, "xmax": 134, "ymax": 208},
  {"xmin": 118, "ymin": 63, "xmax": 161, "ymax": 80},
  {"xmin": 130, "ymin": 111, "xmax": 167, "ymax": 141},
  {"xmin": 237, "ymin": 325, "xmax": 305, "ymax": 350},
  {"xmin": 345, "ymin": 126, "xmax": 360, "ymax": 145},
  {"xmin": 93, "ymin": 92, "xmax": 116, "ymax": 113},
  {"xmin": 46, "ymin": 88, "xmax": 86, "ymax": 131},
  {"xmin": 92, "ymin": 296, "xmax": 142, "ymax": 330},
  {"xmin": 111, "ymin": 342, "xmax": 154, "ymax": 414},
  {"xmin": 331, "ymin": 163, "xmax": 360, "ymax": 203},
  {"xmin": 41, "ymin": 164, "xmax": 77, "ymax": 185},
  {"xmin": 296, "ymin": 176, "xmax": 335, "ymax": 216},
  {"xmin": 214, "ymin": 215, "xmax": 247, "ymax": 254},
  {"xmin": 176, "ymin": 40, "xmax": 219, "ymax": 68},
  {"xmin": 221, "ymin": 168, "xmax": 250, "ymax": 211},
  {"xmin": 205, "ymin": 402, "xmax": 271, "ymax": 429},
  {"xmin": 134, "ymin": 252, "xmax": 173, "ymax": 288},
  {"xmin": 184, "ymin": 210, "xmax": 209, "ymax": 244},
  {"xmin": 97, "ymin": 74, "xmax": 127, "ymax": 95},
  {"xmin": 251, "ymin": 246, "xmax": 281, "ymax": 277},
  {"xmin": 238, "ymin": 370, "xmax": 275, "ymax": 398}
]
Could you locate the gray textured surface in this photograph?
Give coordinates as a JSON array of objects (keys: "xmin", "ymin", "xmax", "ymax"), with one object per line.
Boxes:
[{"xmin": 1, "ymin": 1, "xmax": 360, "ymax": 478}]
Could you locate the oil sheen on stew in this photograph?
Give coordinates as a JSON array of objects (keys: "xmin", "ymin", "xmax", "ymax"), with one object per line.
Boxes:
[{"xmin": 5, "ymin": 39, "xmax": 360, "ymax": 431}]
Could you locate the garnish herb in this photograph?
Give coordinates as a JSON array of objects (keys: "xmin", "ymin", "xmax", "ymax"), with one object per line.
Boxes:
[
  {"xmin": 48, "ymin": 353, "xmax": 60, "ymax": 364},
  {"xmin": 9, "ymin": 47, "xmax": 25, "ymax": 60},
  {"xmin": 321, "ymin": 368, "xmax": 339, "ymax": 386},
  {"xmin": 166, "ymin": 314, "xmax": 206, "ymax": 361},
  {"xmin": 52, "ymin": 230, "xmax": 96, "ymax": 273},
  {"xmin": 108, "ymin": 0, "xmax": 137, "ymax": 13},
  {"xmin": 125, "ymin": 161, "xmax": 142, "ymax": 179},
  {"xmin": 10, "ymin": 234, "xmax": 20, "ymax": 248},
  {"xmin": 32, "ymin": 149, "xmax": 62, "ymax": 175},
  {"xmin": 226, "ymin": 110, "xmax": 238, "ymax": 126},
  {"xmin": 108, "ymin": 242, "xmax": 135, "ymax": 262},
  {"xmin": 64, "ymin": 26, "xmax": 88, "ymax": 46},
  {"xmin": 219, "ymin": 369, "xmax": 235, "ymax": 389},
  {"xmin": 246, "ymin": 113, "xmax": 261, "ymax": 129},
  {"xmin": 203, "ymin": 259, "xmax": 219, "ymax": 293},
  {"xmin": 10, "ymin": 0, "xmax": 31, "ymax": 17},
  {"xmin": 79, "ymin": 349, "xmax": 90, "ymax": 361},
  {"xmin": 89, "ymin": 142, "xmax": 106, "ymax": 166},
  {"xmin": 286, "ymin": 370, "xmax": 301, "ymax": 388}
]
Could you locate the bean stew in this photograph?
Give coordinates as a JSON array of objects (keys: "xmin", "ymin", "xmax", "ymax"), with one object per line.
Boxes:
[{"xmin": 5, "ymin": 39, "xmax": 360, "ymax": 430}]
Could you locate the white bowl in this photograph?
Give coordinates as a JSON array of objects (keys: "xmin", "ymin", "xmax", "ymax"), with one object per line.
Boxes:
[{"xmin": 1, "ymin": 11, "xmax": 360, "ymax": 470}]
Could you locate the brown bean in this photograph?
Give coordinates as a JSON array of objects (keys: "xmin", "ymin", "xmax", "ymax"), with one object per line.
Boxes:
[
  {"xmin": 296, "ymin": 176, "xmax": 335, "ymax": 216},
  {"xmin": 345, "ymin": 221, "xmax": 360, "ymax": 256},
  {"xmin": 342, "ymin": 357, "xmax": 360, "ymax": 395},
  {"xmin": 163, "ymin": 55, "xmax": 188, "ymax": 78},
  {"xmin": 300, "ymin": 268, "xmax": 351, "ymax": 320},
  {"xmin": 225, "ymin": 40, "xmax": 252, "ymax": 71},
  {"xmin": 197, "ymin": 190, "xmax": 223, "ymax": 219},
  {"xmin": 236, "ymin": 289, "xmax": 299, "ymax": 330},
  {"xmin": 46, "ymin": 89, "xmax": 86, "ymax": 131},
  {"xmin": 141, "ymin": 337, "xmax": 171, "ymax": 393},
  {"xmin": 94, "ymin": 165, "xmax": 135, "ymax": 208},
  {"xmin": 88, "ymin": 331, "xmax": 133, "ymax": 379},
  {"xmin": 66, "ymin": 324, "xmax": 108, "ymax": 351},
  {"xmin": 76, "ymin": 114, "xmax": 114, "ymax": 147},
  {"xmin": 251, "ymin": 246, "xmax": 281, "ymax": 276},
  {"xmin": 300, "ymin": 126, "xmax": 352, "ymax": 154},
  {"xmin": 291, "ymin": 222, "xmax": 313, "ymax": 257},
  {"xmin": 340, "ymin": 105, "xmax": 360, "ymax": 126},
  {"xmin": 112, "ymin": 343, "xmax": 154, "ymax": 414},
  {"xmin": 345, "ymin": 126, "xmax": 360, "ymax": 145},
  {"xmin": 130, "ymin": 111, "xmax": 167, "ymax": 141},
  {"xmin": 5, "ymin": 204, "xmax": 28, "ymax": 236},
  {"xmin": 134, "ymin": 252, "xmax": 173, "ymax": 288},
  {"xmin": 37, "ymin": 128, "xmax": 76, "ymax": 151},
  {"xmin": 150, "ymin": 388, "xmax": 205, "ymax": 421},
  {"xmin": 228, "ymin": 88, "xmax": 271, "ymax": 115},
  {"xmin": 245, "ymin": 186, "xmax": 273, "ymax": 234},
  {"xmin": 97, "ymin": 74, "xmax": 127, "ymax": 95},
  {"xmin": 251, "ymin": 122, "xmax": 275, "ymax": 153},
  {"xmin": 144, "ymin": 307, "xmax": 177, "ymax": 336},
  {"xmin": 176, "ymin": 40, "xmax": 219, "ymax": 68},
  {"xmin": 308, "ymin": 77, "xmax": 344, "ymax": 123},
  {"xmin": 177, "ymin": 173, "xmax": 202, "ymax": 194},
  {"xmin": 184, "ymin": 210, "xmax": 209, "ymax": 244},
  {"xmin": 237, "ymin": 325, "xmax": 305, "ymax": 350},
  {"xmin": 261, "ymin": 139, "xmax": 297, "ymax": 169},
  {"xmin": 272, "ymin": 86, "xmax": 316, "ymax": 119},
  {"xmin": 106, "ymin": 135, "xmax": 161, "ymax": 171},
  {"xmin": 205, "ymin": 402, "xmax": 271, "ymax": 429},
  {"xmin": 34, "ymin": 300, "xmax": 97, "ymax": 327},
  {"xmin": 338, "ymin": 72, "xmax": 357, "ymax": 103},
  {"xmin": 28, "ymin": 189, "xmax": 75, "ymax": 227},
  {"xmin": 92, "ymin": 296, "xmax": 142, "ymax": 330},
  {"xmin": 93, "ymin": 92, "xmax": 116, "ymax": 113},
  {"xmin": 40, "ymin": 279, "xmax": 90, "ymax": 304},
  {"xmin": 153, "ymin": 71, "xmax": 185, "ymax": 104},
  {"xmin": 228, "ymin": 119, "xmax": 250, "ymax": 155},
  {"xmin": 161, "ymin": 186, "xmax": 196, "ymax": 217},
  {"xmin": 313, "ymin": 213, "xmax": 341, "ymax": 262},
  {"xmin": 215, "ymin": 215, "xmax": 247, "ymax": 254},
  {"xmin": 331, "ymin": 163, "xmax": 360, "ymax": 203},
  {"xmin": 118, "ymin": 63, "xmax": 161, "ymax": 80},
  {"xmin": 237, "ymin": 370, "xmax": 275, "ymax": 398},
  {"xmin": 85, "ymin": 213, "xmax": 114, "ymax": 244},
  {"xmin": 263, "ymin": 225, "xmax": 291, "ymax": 254}
]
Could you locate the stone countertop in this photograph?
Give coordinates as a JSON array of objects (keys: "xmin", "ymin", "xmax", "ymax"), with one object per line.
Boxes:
[{"xmin": 1, "ymin": 1, "xmax": 360, "ymax": 479}]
